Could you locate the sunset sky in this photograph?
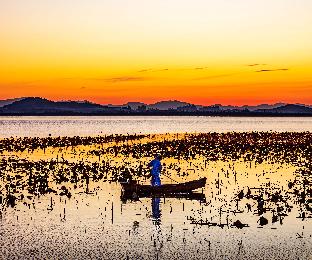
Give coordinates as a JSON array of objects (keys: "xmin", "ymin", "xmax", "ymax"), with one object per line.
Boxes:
[{"xmin": 0, "ymin": 0, "xmax": 312, "ymax": 105}]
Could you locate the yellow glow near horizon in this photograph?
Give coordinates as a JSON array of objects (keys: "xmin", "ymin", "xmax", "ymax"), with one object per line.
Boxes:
[{"xmin": 0, "ymin": 0, "xmax": 312, "ymax": 105}]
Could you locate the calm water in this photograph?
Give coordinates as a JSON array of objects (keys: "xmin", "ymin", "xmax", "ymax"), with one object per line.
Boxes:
[
  {"xmin": 1, "ymin": 159, "xmax": 311, "ymax": 259},
  {"xmin": 0, "ymin": 121, "xmax": 311, "ymax": 259},
  {"xmin": 0, "ymin": 116, "xmax": 312, "ymax": 137}
]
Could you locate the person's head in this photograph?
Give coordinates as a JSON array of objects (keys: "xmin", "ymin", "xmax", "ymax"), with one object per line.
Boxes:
[{"xmin": 155, "ymin": 154, "xmax": 162, "ymax": 161}]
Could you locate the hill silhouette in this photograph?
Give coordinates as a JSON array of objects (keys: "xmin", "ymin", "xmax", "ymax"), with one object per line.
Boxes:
[
  {"xmin": 0, "ymin": 97, "xmax": 112, "ymax": 114},
  {"xmin": 256, "ymin": 104, "xmax": 312, "ymax": 114},
  {"xmin": 0, "ymin": 97, "xmax": 311, "ymax": 116}
]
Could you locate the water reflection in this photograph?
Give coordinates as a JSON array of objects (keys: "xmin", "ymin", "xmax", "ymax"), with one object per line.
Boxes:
[
  {"xmin": 152, "ymin": 197, "xmax": 161, "ymax": 221},
  {"xmin": 151, "ymin": 197, "xmax": 163, "ymax": 258},
  {"xmin": 121, "ymin": 192, "xmax": 206, "ymax": 203}
]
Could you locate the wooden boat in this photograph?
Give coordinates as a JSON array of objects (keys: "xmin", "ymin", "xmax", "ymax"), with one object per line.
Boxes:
[{"xmin": 120, "ymin": 177, "xmax": 207, "ymax": 197}]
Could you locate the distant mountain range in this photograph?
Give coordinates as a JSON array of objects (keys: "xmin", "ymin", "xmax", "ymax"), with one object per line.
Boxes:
[
  {"xmin": 0, "ymin": 98, "xmax": 24, "ymax": 108},
  {"xmin": 0, "ymin": 97, "xmax": 311, "ymax": 116},
  {"xmin": 109, "ymin": 100, "xmax": 191, "ymax": 110}
]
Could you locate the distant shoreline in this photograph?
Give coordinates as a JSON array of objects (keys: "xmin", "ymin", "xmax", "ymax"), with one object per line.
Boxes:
[
  {"xmin": 1, "ymin": 112, "xmax": 312, "ymax": 117},
  {"xmin": 1, "ymin": 97, "xmax": 312, "ymax": 116}
]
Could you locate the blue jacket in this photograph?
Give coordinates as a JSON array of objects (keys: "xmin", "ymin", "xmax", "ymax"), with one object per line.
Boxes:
[{"xmin": 148, "ymin": 159, "xmax": 162, "ymax": 186}]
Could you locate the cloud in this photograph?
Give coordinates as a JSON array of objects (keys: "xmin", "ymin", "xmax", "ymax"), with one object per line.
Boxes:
[
  {"xmin": 137, "ymin": 69, "xmax": 152, "ymax": 73},
  {"xmin": 137, "ymin": 67, "xmax": 208, "ymax": 73},
  {"xmin": 247, "ymin": 64, "xmax": 267, "ymax": 67},
  {"xmin": 256, "ymin": 69, "xmax": 289, "ymax": 73},
  {"xmin": 177, "ymin": 67, "xmax": 209, "ymax": 71},
  {"xmin": 154, "ymin": 68, "xmax": 169, "ymax": 72},
  {"xmin": 92, "ymin": 76, "xmax": 148, "ymax": 83},
  {"xmin": 2, "ymin": 76, "xmax": 147, "ymax": 89},
  {"xmin": 137, "ymin": 68, "xmax": 169, "ymax": 73}
]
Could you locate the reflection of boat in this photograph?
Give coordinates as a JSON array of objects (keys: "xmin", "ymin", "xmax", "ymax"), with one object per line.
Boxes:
[
  {"xmin": 120, "ymin": 177, "xmax": 207, "ymax": 197},
  {"xmin": 121, "ymin": 191, "xmax": 206, "ymax": 202}
]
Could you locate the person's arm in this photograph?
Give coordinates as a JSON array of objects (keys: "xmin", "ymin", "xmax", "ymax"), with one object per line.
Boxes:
[{"xmin": 148, "ymin": 160, "xmax": 153, "ymax": 168}]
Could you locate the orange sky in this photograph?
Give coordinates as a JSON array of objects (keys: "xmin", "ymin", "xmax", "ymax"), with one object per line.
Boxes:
[{"xmin": 0, "ymin": 0, "xmax": 312, "ymax": 105}]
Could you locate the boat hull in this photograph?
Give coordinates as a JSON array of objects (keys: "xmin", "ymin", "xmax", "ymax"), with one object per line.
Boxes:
[{"xmin": 121, "ymin": 177, "xmax": 207, "ymax": 197}]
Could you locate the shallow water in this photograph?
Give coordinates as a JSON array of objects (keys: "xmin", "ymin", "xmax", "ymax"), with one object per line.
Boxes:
[
  {"xmin": 0, "ymin": 116, "xmax": 312, "ymax": 137},
  {"xmin": 0, "ymin": 164, "xmax": 311, "ymax": 260},
  {"xmin": 0, "ymin": 190, "xmax": 309, "ymax": 259},
  {"xmin": 0, "ymin": 133, "xmax": 311, "ymax": 259}
]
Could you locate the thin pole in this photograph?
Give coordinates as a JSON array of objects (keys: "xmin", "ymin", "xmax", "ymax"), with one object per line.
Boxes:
[{"xmin": 162, "ymin": 172, "xmax": 180, "ymax": 183}]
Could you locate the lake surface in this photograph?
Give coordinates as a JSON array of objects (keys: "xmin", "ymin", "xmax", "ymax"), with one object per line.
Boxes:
[
  {"xmin": 0, "ymin": 116, "xmax": 312, "ymax": 137},
  {"xmin": 0, "ymin": 123, "xmax": 311, "ymax": 259}
]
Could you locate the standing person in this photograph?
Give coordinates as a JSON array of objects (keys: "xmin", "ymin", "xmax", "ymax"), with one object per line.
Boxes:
[{"xmin": 148, "ymin": 155, "xmax": 162, "ymax": 186}]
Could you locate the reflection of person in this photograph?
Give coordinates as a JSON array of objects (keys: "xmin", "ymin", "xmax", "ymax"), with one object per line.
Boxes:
[
  {"xmin": 152, "ymin": 197, "xmax": 161, "ymax": 220},
  {"xmin": 148, "ymin": 155, "xmax": 162, "ymax": 186},
  {"xmin": 151, "ymin": 197, "xmax": 163, "ymax": 256}
]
